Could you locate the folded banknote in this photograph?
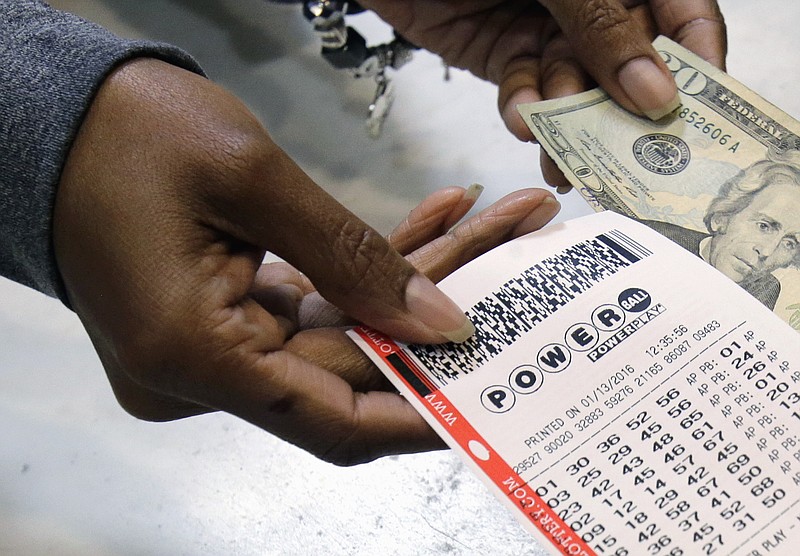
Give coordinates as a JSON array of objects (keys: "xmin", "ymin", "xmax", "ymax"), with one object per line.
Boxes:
[{"xmin": 519, "ymin": 36, "xmax": 800, "ymax": 330}]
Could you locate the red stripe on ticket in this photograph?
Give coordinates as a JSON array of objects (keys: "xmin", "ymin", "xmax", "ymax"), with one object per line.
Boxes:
[{"xmin": 352, "ymin": 326, "xmax": 595, "ymax": 556}]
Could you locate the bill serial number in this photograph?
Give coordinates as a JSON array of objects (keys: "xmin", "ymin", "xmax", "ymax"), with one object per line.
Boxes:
[{"xmin": 678, "ymin": 107, "xmax": 741, "ymax": 152}]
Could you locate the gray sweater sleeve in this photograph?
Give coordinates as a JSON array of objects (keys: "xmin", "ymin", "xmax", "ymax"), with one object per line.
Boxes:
[{"xmin": 0, "ymin": 0, "xmax": 204, "ymax": 302}]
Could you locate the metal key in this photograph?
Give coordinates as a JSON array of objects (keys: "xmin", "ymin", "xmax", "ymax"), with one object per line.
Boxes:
[
  {"xmin": 366, "ymin": 74, "xmax": 395, "ymax": 138},
  {"xmin": 302, "ymin": 1, "xmax": 417, "ymax": 137}
]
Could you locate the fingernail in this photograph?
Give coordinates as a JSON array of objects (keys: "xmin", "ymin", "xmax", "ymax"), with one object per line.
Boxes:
[
  {"xmin": 504, "ymin": 88, "xmax": 542, "ymax": 142},
  {"xmin": 406, "ymin": 273, "xmax": 475, "ymax": 343},
  {"xmin": 556, "ymin": 185, "xmax": 572, "ymax": 195},
  {"xmin": 447, "ymin": 183, "xmax": 486, "ymax": 231},
  {"xmin": 464, "ymin": 183, "xmax": 485, "ymax": 203},
  {"xmin": 516, "ymin": 196, "xmax": 561, "ymax": 236},
  {"xmin": 618, "ymin": 57, "xmax": 680, "ymax": 120}
]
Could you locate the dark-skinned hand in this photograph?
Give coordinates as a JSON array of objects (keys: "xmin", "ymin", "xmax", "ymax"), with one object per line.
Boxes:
[
  {"xmin": 53, "ymin": 58, "xmax": 561, "ymax": 465},
  {"xmin": 362, "ymin": 0, "xmax": 727, "ymax": 187}
]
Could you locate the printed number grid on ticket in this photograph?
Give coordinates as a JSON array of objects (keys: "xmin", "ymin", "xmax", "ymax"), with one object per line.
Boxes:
[{"xmin": 349, "ymin": 212, "xmax": 800, "ymax": 556}]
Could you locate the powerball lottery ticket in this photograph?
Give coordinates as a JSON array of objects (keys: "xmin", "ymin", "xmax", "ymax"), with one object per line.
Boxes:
[{"xmin": 348, "ymin": 211, "xmax": 800, "ymax": 556}]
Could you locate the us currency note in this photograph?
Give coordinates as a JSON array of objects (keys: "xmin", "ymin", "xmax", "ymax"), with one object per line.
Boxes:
[{"xmin": 519, "ymin": 36, "xmax": 800, "ymax": 330}]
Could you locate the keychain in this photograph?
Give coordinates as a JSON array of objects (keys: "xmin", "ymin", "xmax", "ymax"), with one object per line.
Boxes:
[{"xmin": 301, "ymin": 0, "xmax": 418, "ymax": 138}]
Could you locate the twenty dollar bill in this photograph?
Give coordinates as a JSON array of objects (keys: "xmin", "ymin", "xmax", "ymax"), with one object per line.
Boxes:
[{"xmin": 519, "ymin": 36, "xmax": 800, "ymax": 330}]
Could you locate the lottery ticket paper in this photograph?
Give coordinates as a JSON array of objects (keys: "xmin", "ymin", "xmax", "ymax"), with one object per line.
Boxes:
[{"xmin": 348, "ymin": 212, "xmax": 800, "ymax": 555}]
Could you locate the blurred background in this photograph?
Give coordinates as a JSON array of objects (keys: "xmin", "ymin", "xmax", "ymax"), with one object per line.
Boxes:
[{"xmin": 2, "ymin": 1, "xmax": 799, "ymax": 554}]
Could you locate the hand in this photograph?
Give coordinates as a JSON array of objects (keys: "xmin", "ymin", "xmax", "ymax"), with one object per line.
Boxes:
[
  {"xmin": 52, "ymin": 58, "xmax": 561, "ymax": 465},
  {"xmin": 362, "ymin": 0, "xmax": 726, "ymax": 184}
]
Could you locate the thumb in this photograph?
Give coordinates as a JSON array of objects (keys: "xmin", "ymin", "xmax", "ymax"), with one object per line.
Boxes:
[
  {"xmin": 214, "ymin": 139, "xmax": 474, "ymax": 345},
  {"xmin": 540, "ymin": 0, "xmax": 680, "ymax": 120}
]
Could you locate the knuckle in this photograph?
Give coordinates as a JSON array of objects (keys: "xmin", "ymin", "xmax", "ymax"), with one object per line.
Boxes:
[
  {"xmin": 330, "ymin": 221, "xmax": 399, "ymax": 296},
  {"xmin": 577, "ymin": 0, "xmax": 631, "ymax": 38},
  {"xmin": 445, "ymin": 220, "xmax": 486, "ymax": 264}
]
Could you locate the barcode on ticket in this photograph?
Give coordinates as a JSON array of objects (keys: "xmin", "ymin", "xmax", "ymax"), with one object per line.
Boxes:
[{"xmin": 405, "ymin": 230, "xmax": 652, "ymax": 393}]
